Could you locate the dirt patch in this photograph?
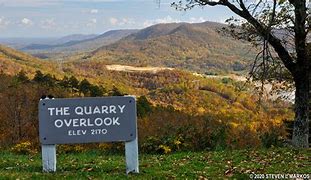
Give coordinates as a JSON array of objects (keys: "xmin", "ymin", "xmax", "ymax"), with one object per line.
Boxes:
[{"xmin": 106, "ymin": 65, "xmax": 174, "ymax": 73}]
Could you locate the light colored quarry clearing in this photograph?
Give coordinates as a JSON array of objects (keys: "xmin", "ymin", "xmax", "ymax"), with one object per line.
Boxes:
[
  {"xmin": 193, "ymin": 73, "xmax": 247, "ymax": 82},
  {"xmin": 106, "ymin": 64, "xmax": 174, "ymax": 73}
]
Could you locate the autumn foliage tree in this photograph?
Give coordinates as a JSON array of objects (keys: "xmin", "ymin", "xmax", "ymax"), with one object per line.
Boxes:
[{"xmin": 172, "ymin": 0, "xmax": 310, "ymax": 148}]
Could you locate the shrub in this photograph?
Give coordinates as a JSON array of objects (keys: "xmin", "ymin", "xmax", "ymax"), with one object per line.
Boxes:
[
  {"xmin": 98, "ymin": 143, "xmax": 124, "ymax": 153},
  {"xmin": 137, "ymin": 96, "xmax": 153, "ymax": 118},
  {"xmin": 260, "ymin": 127, "xmax": 285, "ymax": 148},
  {"xmin": 11, "ymin": 141, "xmax": 35, "ymax": 154},
  {"xmin": 221, "ymin": 77, "xmax": 233, "ymax": 84},
  {"xmin": 58, "ymin": 145, "xmax": 87, "ymax": 154},
  {"xmin": 141, "ymin": 136, "xmax": 162, "ymax": 153},
  {"xmin": 158, "ymin": 145, "xmax": 172, "ymax": 154},
  {"xmin": 210, "ymin": 124, "xmax": 229, "ymax": 150}
]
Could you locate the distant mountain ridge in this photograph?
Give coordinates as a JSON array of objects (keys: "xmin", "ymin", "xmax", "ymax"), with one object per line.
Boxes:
[
  {"xmin": 22, "ymin": 29, "xmax": 138, "ymax": 54},
  {"xmin": 128, "ymin": 21, "xmax": 225, "ymax": 40},
  {"xmin": 53, "ymin": 34, "xmax": 98, "ymax": 44},
  {"xmin": 0, "ymin": 37, "xmax": 57, "ymax": 49},
  {"xmin": 21, "ymin": 34, "xmax": 99, "ymax": 50},
  {"xmin": 1, "ymin": 21, "xmax": 257, "ymax": 74},
  {"xmin": 0, "ymin": 45, "xmax": 57, "ymax": 75},
  {"xmin": 90, "ymin": 21, "xmax": 256, "ymax": 73}
]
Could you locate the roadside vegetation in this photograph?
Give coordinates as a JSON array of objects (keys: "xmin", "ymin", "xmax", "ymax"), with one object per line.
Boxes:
[
  {"xmin": 0, "ymin": 148, "xmax": 310, "ymax": 179},
  {"xmin": 0, "ymin": 70, "xmax": 294, "ymax": 153}
]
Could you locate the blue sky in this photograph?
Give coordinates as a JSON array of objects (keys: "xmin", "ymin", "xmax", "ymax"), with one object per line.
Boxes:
[{"xmin": 0, "ymin": 0, "xmax": 233, "ymax": 38}]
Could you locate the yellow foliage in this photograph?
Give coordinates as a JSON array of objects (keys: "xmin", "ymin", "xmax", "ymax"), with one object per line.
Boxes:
[
  {"xmin": 158, "ymin": 145, "xmax": 172, "ymax": 154},
  {"xmin": 197, "ymin": 107, "xmax": 206, "ymax": 114},
  {"xmin": 98, "ymin": 143, "xmax": 113, "ymax": 151},
  {"xmin": 11, "ymin": 141, "xmax": 35, "ymax": 154},
  {"xmin": 230, "ymin": 122, "xmax": 239, "ymax": 128}
]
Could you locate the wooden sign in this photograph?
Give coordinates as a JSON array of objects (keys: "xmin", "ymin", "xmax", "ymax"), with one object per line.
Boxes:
[
  {"xmin": 39, "ymin": 96, "xmax": 137, "ymax": 144},
  {"xmin": 39, "ymin": 96, "xmax": 139, "ymax": 174}
]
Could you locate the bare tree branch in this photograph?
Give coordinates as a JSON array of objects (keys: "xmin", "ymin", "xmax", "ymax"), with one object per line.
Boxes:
[{"xmin": 206, "ymin": 0, "xmax": 297, "ymax": 74}]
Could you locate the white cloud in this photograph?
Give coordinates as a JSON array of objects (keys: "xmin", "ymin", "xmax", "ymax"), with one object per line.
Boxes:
[
  {"xmin": 90, "ymin": 9, "xmax": 99, "ymax": 14},
  {"xmin": 190, "ymin": 16, "xmax": 227, "ymax": 23},
  {"xmin": 0, "ymin": 17, "xmax": 10, "ymax": 28},
  {"xmin": 143, "ymin": 16, "xmax": 226, "ymax": 28},
  {"xmin": 119, "ymin": 18, "xmax": 135, "ymax": 25},
  {"xmin": 86, "ymin": 18, "xmax": 97, "ymax": 27},
  {"xmin": 108, "ymin": 17, "xmax": 135, "ymax": 26},
  {"xmin": 143, "ymin": 16, "xmax": 180, "ymax": 27},
  {"xmin": 21, "ymin": 18, "xmax": 33, "ymax": 26},
  {"xmin": 109, "ymin": 17, "xmax": 118, "ymax": 25},
  {"xmin": 189, "ymin": 17, "xmax": 206, "ymax": 23},
  {"xmin": 40, "ymin": 18, "xmax": 56, "ymax": 30},
  {"xmin": 91, "ymin": 18, "xmax": 97, "ymax": 24}
]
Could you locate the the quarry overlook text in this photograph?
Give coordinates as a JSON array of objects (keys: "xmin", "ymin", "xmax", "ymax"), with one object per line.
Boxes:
[{"xmin": 47, "ymin": 105, "xmax": 126, "ymax": 136}]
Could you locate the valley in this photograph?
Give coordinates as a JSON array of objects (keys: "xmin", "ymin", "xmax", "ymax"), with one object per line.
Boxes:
[
  {"xmin": 0, "ymin": 20, "xmax": 297, "ymax": 159},
  {"xmin": 0, "ymin": 0, "xmax": 310, "ymax": 178},
  {"xmin": 1, "ymin": 22, "xmax": 257, "ymax": 74}
]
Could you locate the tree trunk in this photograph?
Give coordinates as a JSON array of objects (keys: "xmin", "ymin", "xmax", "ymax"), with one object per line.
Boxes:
[{"xmin": 292, "ymin": 72, "xmax": 310, "ymax": 148}]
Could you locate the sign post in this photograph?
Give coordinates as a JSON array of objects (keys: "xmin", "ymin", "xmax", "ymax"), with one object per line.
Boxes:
[
  {"xmin": 125, "ymin": 135, "xmax": 139, "ymax": 174},
  {"xmin": 39, "ymin": 96, "xmax": 138, "ymax": 174},
  {"xmin": 42, "ymin": 145, "xmax": 56, "ymax": 172}
]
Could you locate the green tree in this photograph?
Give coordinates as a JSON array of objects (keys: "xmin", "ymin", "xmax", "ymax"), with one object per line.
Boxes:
[
  {"xmin": 59, "ymin": 76, "xmax": 70, "ymax": 88},
  {"xmin": 43, "ymin": 73, "xmax": 56, "ymax": 87},
  {"xmin": 79, "ymin": 79, "xmax": 91, "ymax": 95},
  {"xmin": 33, "ymin": 70, "xmax": 44, "ymax": 83},
  {"xmin": 109, "ymin": 86, "xmax": 124, "ymax": 96},
  {"xmin": 33, "ymin": 71, "xmax": 56, "ymax": 87},
  {"xmin": 172, "ymin": 0, "xmax": 310, "ymax": 148},
  {"xmin": 15, "ymin": 71, "xmax": 29, "ymax": 83},
  {"xmin": 68, "ymin": 76, "xmax": 80, "ymax": 90},
  {"xmin": 137, "ymin": 96, "xmax": 153, "ymax": 118},
  {"xmin": 89, "ymin": 85, "xmax": 106, "ymax": 97}
]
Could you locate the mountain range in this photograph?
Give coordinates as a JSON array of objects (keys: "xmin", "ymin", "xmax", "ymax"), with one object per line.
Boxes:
[
  {"xmin": 0, "ymin": 34, "xmax": 98, "ymax": 50},
  {"xmin": 21, "ymin": 30, "xmax": 138, "ymax": 57},
  {"xmin": 1, "ymin": 21, "xmax": 258, "ymax": 74},
  {"xmin": 88, "ymin": 22, "xmax": 256, "ymax": 73}
]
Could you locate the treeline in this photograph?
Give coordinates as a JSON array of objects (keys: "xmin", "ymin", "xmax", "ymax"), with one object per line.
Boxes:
[
  {"xmin": 0, "ymin": 71, "xmax": 149, "ymax": 148},
  {"xmin": 18, "ymin": 70, "xmax": 112, "ymax": 97},
  {"xmin": 0, "ymin": 71, "xmax": 294, "ymax": 154}
]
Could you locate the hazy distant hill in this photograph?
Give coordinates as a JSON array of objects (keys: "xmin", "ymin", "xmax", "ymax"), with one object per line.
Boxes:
[
  {"xmin": 22, "ymin": 29, "xmax": 138, "ymax": 57},
  {"xmin": 0, "ymin": 37, "xmax": 57, "ymax": 49},
  {"xmin": 90, "ymin": 22, "xmax": 256, "ymax": 74},
  {"xmin": 0, "ymin": 45, "xmax": 58, "ymax": 76},
  {"xmin": 0, "ymin": 34, "xmax": 97, "ymax": 50},
  {"xmin": 22, "ymin": 34, "xmax": 99, "ymax": 51},
  {"xmin": 52, "ymin": 34, "xmax": 98, "ymax": 45}
]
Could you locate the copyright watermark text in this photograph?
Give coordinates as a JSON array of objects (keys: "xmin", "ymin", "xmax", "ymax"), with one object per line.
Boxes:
[{"xmin": 249, "ymin": 173, "xmax": 310, "ymax": 179}]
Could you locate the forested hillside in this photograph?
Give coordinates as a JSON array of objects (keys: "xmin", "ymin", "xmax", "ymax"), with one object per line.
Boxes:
[
  {"xmin": 90, "ymin": 22, "xmax": 256, "ymax": 74},
  {"xmin": 0, "ymin": 44, "xmax": 293, "ymax": 152},
  {"xmin": 0, "ymin": 45, "xmax": 59, "ymax": 76}
]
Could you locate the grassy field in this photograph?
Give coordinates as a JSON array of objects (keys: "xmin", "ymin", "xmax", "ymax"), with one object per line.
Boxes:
[{"xmin": 0, "ymin": 148, "xmax": 310, "ymax": 179}]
